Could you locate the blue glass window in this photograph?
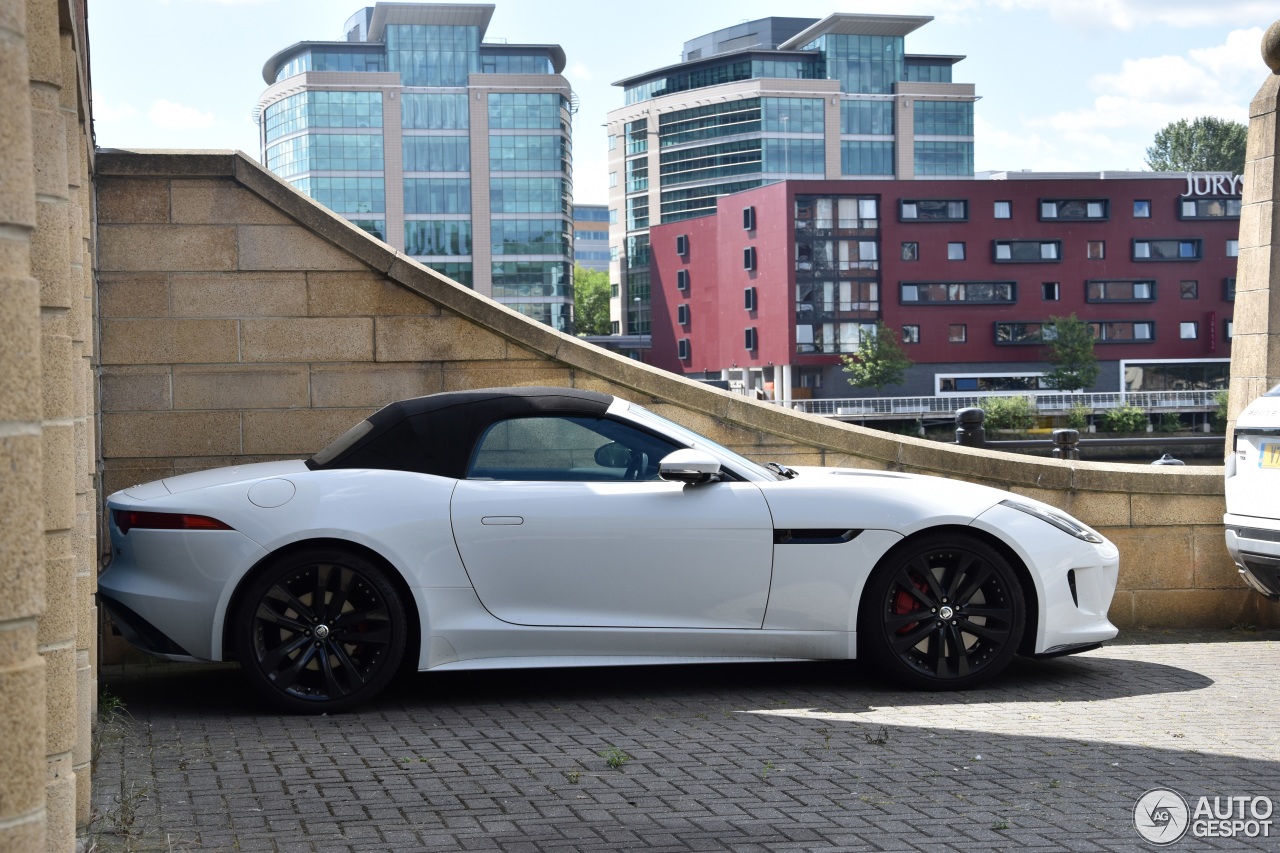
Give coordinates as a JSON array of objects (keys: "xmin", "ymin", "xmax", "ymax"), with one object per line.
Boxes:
[
  {"xmin": 263, "ymin": 91, "xmax": 382, "ymax": 143},
  {"xmin": 841, "ymin": 141, "xmax": 894, "ymax": 176},
  {"xmin": 806, "ymin": 34, "xmax": 903, "ymax": 94},
  {"xmin": 658, "ymin": 100, "xmax": 760, "ymax": 148},
  {"xmin": 402, "ymin": 136, "xmax": 470, "ymax": 172},
  {"xmin": 275, "ymin": 49, "xmax": 384, "ymax": 82},
  {"xmin": 490, "ymin": 178, "xmax": 571, "ymax": 214},
  {"xmin": 762, "ymin": 98, "xmax": 824, "ymax": 133},
  {"xmin": 491, "ymin": 260, "xmax": 572, "ymax": 298},
  {"xmin": 481, "ymin": 52, "xmax": 553, "ymax": 74},
  {"xmin": 403, "ymin": 179, "xmax": 471, "ymax": 214},
  {"xmin": 492, "ymin": 220, "xmax": 570, "ymax": 255},
  {"xmin": 914, "ymin": 141, "xmax": 974, "ymax": 177},
  {"xmin": 422, "ymin": 262, "xmax": 473, "ymax": 288},
  {"xmin": 266, "ymin": 134, "xmax": 384, "ymax": 177},
  {"xmin": 763, "ymin": 139, "xmax": 824, "ymax": 174},
  {"xmin": 914, "ymin": 101, "xmax": 974, "ymax": 136},
  {"xmin": 401, "ymin": 94, "xmax": 469, "ymax": 129},
  {"xmin": 385, "ymin": 25, "xmax": 478, "ymax": 87},
  {"xmin": 404, "ymin": 221, "xmax": 471, "ymax": 256},
  {"xmin": 288, "ymin": 177, "xmax": 384, "ymax": 214},
  {"xmin": 489, "ymin": 135, "xmax": 566, "ymax": 172},
  {"xmin": 841, "ymin": 100, "xmax": 894, "ymax": 135},
  {"xmin": 488, "ymin": 93, "xmax": 563, "ymax": 129}
]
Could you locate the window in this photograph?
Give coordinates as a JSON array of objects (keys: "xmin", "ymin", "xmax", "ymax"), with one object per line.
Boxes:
[
  {"xmin": 1225, "ymin": 278, "xmax": 1236, "ymax": 301},
  {"xmin": 1133, "ymin": 239, "xmax": 1202, "ymax": 261},
  {"xmin": 744, "ymin": 327, "xmax": 757, "ymax": 351},
  {"xmin": 743, "ymin": 246, "xmax": 756, "ymax": 271},
  {"xmin": 743, "ymin": 206, "xmax": 756, "ymax": 231},
  {"xmin": 1180, "ymin": 198, "xmax": 1241, "ymax": 220},
  {"xmin": 1040, "ymin": 199, "xmax": 1108, "ymax": 221},
  {"xmin": 994, "ymin": 201, "xmax": 1011, "ymax": 219},
  {"xmin": 677, "ymin": 303, "xmax": 690, "ymax": 325},
  {"xmin": 947, "ymin": 242, "xmax": 965, "ymax": 260},
  {"xmin": 1226, "ymin": 320, "xmax": 1234, "ymax": 341},
  {"xmin": 744, "ymin": 287, "xmax": 756, "ymax": 311},
  {"xmin": 677, "ymin": 338, "xmax": 690, "ymax": 360},
  {"xmin": 467, "ymin": 416, "xmax": 680, "ymax": 482},
  {"xmin": 994, "ymin": 240, "xmax": 1061, "ymax": 262},
  {"xmin": 997, "ymin": 321, "xmax": 1153, "ymax": 344},
  {"xmin": 610, "ymin": 320, "xmax": 619, "ymax": 335},
  {"xmin": 1042, "ymin": 282, "xmax": 1059, "ymax": 301},
  {"xmin": 1180, "ymin": 322, "xmax": 1198, "ymax": 339},
  {"xmin": 1093, "ymin": 321, "xmax": 1154, "ymax": 342},
  {"xmin": 1133, "ymin": 200, "xmax": 1151, "ymax": 218},
  {"xmin": 609, "ymin": 171, "xmax": 618, "ymax": 188},
  {"xmin": 948, "ymin": 324, "xmax": 967, "ymax": 343},
  {"xmin": 900, "ymin": 200, "xmax": 968, "ymax": 222},
  {"xmin": 676, "ymin": 269, "xmax": 689, "ymax": 291},
  {"xmin": 901, "ymin": 241, "xmax": 919, "ymax": 261},
  {"xmin": 899, "ymin": 325, "xmax": 920, "ymax": 344},
  {"xmin": 1180, "ymin": 280, "xmax": 1198, "ymax": 299},
  {"xmin": 676, "ymin": 234, "xmax": 688, "ymax": 256},
  {"xmin": 899, "ymin": 282, "xmax": 1016, "ymax": 304},
  {"xmin": 1227, "ymin": 239, "xmax": 1239, "ymax": 257},
  {"xmin": 1087, "ymin": 241, "xmax": 1105, "ymax": 260},
  {"xmin": 1086, "ymin": 280, "xmax": 1155, "ymax": 302}
]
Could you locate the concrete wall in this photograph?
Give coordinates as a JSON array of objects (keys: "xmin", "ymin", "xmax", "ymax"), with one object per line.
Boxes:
[
  {"xmin": 95, "ymin": 151, "xmax": 1279, "ymax": 634},
  {"xmin": 0, "ymin": 0, "xmax": 97, "ymax": 849}
]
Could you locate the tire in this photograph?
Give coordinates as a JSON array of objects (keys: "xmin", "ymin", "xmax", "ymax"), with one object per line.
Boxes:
[
  {"xmin": 859, "ymin": 533, "xmax": 1025, "ymax": 690},
  {"xmin": 235, "ymin": 547, "xmax": 407, "ymax": 713}
]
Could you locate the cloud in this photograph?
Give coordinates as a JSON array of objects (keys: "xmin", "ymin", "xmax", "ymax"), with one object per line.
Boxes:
[
  {"xmin": 94, "ymin": 100, "xmax": 138, "ymax": 122},
  {"xmin": 568, "ymin": 61, "xmax": 593, "ymax": 82},
  {"xmin": 985, "ymin": 0, "xmax": 1275, "ymax": 30},
  {"xmin": 148, "ymin": 99, "xmax": 215, "ymax": 130}
]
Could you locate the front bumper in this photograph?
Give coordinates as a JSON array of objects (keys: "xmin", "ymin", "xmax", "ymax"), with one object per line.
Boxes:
[{"xmin": 1224, "ymin": 514, "xmax": 1280, "ymax": 600}]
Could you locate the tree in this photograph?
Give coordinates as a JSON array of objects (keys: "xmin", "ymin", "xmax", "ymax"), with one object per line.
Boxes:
[
  {"xmin": 1145, "ymin": 117, "xmax": 1247, "ymax": 174},
  {"xmin": 573, "ymin": 266, "xmax": 610, "ymax": 336},
  {"xmin": 1041, "ymin": 314, "xmax": 1099, "ymax": 392},
  {"xmin": 840, "ymin": 321, "xmax": 912, "ymax": 395}
]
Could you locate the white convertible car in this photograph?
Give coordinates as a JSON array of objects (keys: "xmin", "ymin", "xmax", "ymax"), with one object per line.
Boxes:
[{"xmin": 101, "ymin": 387, "xmax": 1119, "ymax": 713}]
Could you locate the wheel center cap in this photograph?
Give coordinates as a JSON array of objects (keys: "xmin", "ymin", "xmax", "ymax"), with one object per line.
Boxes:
[
  {"xmin": 314, "ymin": 624, "xmax": 331, "ymax": 640},
  {"xmin": 938, "ymin": 605, "xmax": 955, "ymax": 620}
]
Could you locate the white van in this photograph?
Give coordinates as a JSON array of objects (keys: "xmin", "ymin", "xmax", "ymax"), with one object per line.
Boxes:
[{"xmin": 1224, "ymin": 383, "xmax": 1280, "ymax": 600}]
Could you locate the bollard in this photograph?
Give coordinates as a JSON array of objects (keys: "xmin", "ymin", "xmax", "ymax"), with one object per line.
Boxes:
[
  {"xmin": 955, "ymin": 407, "xmax": 986, "ymax": 447},
  {"xmin": 1052, "ymin": 428, "xmax": 1081, "ymax": 460}
]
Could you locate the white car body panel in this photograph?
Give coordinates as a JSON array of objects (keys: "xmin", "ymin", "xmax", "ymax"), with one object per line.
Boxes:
[
  {"xmin": 450, "ymin": 479, "xmax": 774, "ymax": 628},
  {"xmin": 1223, "ymin": 391, "xmax": 1280, "ymax": 598}
]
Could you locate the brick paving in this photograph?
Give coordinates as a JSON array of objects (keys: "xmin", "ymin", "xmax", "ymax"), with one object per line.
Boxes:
[{"xmin": 87, "ymin": 630, "xmax": 1280, "ymax": 852}]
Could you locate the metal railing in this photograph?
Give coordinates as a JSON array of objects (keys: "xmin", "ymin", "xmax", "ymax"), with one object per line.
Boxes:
[{"xmin": 774, "ymin": 389, "xmax": 1221, "ymax": 419}]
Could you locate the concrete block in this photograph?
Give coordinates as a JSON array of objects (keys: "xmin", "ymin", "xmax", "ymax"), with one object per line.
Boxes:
[
  {"xmin": 1108, "ymin": 527, "xmax": 1195, "ymax": 590},
  {"xmin": 40, "ymin": 319, "xmax": 73, "ymax": 421},
  {"xmin": 173, "ymin": 365, "xmax": 309, "ymax": 410},
  {"xmin": 1193, "ymin": 527, "xmax": 1247, "ymax": 589},
  {"xmin": 374, "ymin": 315, "xmax": 507, "ymax": 362},
  {"xmin": 236, "ymin": 225, "xmax": 367, "ymax": 271},
  {"xmin": 0, "ymin": 433, "xmax": 45, "ymax": 622},
  {"xmin": 441, "ymin": 360, "xmax": 573, "ymax": 392},
  {"xmin": 42, "ymin": 644, "xmax": 75, "ymax": 753},
  {"xmin": 101, "ymin": 461, "xmax": 176, "ymax": 498},
  {"xmin": 0, "ymin": 275, "xmax": 42, "ymax": 421},
  {"xmin": 1131, "ymin": 589, "xmax": 1266, "ymax": 628},
  {"xmin": 307, "ymin": 271, "xmax": 438, "ymax": 317},
  {"xmin": 98, "ymin": 225, "xmax": 237, "ymax": 272},
  {"xmin": 0, "ymin": 635, "xmax": 46, "ymax": 819},
  {"xmin": 1130, "ymin": 493, "xmax": 1225, "ymax": 526},
  {"xmin": 101, "ymin": 412, "xmax": 241, "ymax": 458},
  {"xmin": 36, "ymin": 553, "xmax": 75, "ymax": 645},
  {"xmin": 240, "ymin": 318, "xmax": 373, "ymax": 362},
  {"xmin": 100, "ymin": 367, "xmax": 172, "ymax": 412},
  {"xmin": 100, "ymin": 319, "xmax": 239, "ymax": 365},
  {"xmin": 310, "ymin": 364, "xmax": 443, "ymax": 409},
  {"xmin": 171, "ymin": 272, "xmax": 307, "ymax": 317},
  {"xmin": 242, "ymin": 409, "xmax": 375, "ymax": 456},
  {"xmin": 28, "ymin": 99, "xmax": 68, "ymax": 198},
  {"xmin": 41, "ymin": 423, "xmax": 75, "ymax": 532},
  {"xmin": 33, "ymin": 200, "xmax": 71, "ymax": 308},
  {"xmin": 172, "ymin": 184, "xmax": 294, "ymax": 225}
]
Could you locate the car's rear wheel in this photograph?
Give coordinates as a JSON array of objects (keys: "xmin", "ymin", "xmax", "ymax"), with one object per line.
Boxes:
[
  {"xmin": 859, "ymin": 533, "xmax": 1024, "ymax": 690},
  {"xmin": 235, "ymin": 547, "xmax": 406, "ymax": 713}
]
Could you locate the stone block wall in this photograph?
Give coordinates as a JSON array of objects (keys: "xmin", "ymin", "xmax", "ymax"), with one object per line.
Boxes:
[
  {"xmin": 0, "ymin": 0, "xmax": 97, "ymax": 849},
  {"xmin": 95, "ymin": 151, "xmax": 1279, "ymax": 635}
]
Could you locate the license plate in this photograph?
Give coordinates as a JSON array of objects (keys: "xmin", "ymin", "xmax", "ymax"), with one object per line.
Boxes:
[{"xmin": 1261, "ymin": 443, "xmax": 1280, "ymax": 468}]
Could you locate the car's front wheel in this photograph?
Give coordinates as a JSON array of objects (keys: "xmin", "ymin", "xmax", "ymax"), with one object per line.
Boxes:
[
  {"xmin": 859, "ymin": 533, "xmax": 1025, "ymax": 690},
  {"xmin": 235, "ymin": 547, "xmax": 406, "ymax": 713}
]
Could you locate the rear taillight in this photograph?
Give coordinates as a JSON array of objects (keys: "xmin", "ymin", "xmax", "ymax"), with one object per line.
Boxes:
[{"xmin": 113, "ymin": 510, "xmax": 232, "ymax": 535}]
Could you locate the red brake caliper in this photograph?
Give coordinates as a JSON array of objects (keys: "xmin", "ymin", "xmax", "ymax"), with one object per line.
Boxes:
[{"xmin": 893, "ymin": 572, "xmax": 932, "ymax": 635}]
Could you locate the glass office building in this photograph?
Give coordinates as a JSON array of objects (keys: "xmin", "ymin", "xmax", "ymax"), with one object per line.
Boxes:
[
  {"xmin": 257, "ymin": 3, "xmax": 576, "ymax": 331},
  {"xmin": 606, "ymin": 13, "xmax": 975, "ymax": 337}
]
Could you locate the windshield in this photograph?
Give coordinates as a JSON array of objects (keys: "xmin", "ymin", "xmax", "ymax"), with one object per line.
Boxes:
[
  {"xmin": 626, "ymin": 404, "xmax": 780, "ymax": 481},
  {"xmin": 1266, "ymin": 383, "xmax": 1280, "ymax": 397}
]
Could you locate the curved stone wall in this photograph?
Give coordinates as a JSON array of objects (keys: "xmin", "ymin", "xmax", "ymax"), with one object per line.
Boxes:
[{"xmin": 95, "ymin": 150, "xmax": 1278, "ymax": 631}]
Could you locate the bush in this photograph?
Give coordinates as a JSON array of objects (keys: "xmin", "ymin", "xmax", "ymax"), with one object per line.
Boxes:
[
  {"xmin": 1100, "ymin": 404, "xmax": 1149, "ymax": 433},
  {"xmin": 1157, "ymin": 412, "xmax": 1184, "ymax": 433},
  {"xmin": 1211, "ymin": 389, "xmax": 1229, "ymax": 432},
  {"xmin": 980, "ymin": 396, "xmax": 1036, "ymax": 431},
  {"xmin": 1066, "ymin": 404, "xmax": 1091, "ymax": 431}
]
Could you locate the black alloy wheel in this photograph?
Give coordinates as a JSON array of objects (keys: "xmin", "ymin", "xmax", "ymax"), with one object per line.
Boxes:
[
  {"xmin": 235, "ymin": 547, "xmax": 406, "ymax": 713},
  {"xmin": 859, "ymin": 533, "xmax": 1025, "ymax": 690}
]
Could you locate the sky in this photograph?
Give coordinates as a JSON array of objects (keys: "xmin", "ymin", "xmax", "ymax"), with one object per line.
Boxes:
[{"xmin": 88, "ymin": 0, "xmax": 1277, "ymax": 206}]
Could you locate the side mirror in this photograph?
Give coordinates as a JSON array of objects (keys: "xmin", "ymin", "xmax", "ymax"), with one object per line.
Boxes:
[
  {"xmin": 594, "ymin": 442, "xmax": 631, "ymax": 468},
  {"xmin": 658, "ymin": 449, "xmax": 722, "ymax": 485}
]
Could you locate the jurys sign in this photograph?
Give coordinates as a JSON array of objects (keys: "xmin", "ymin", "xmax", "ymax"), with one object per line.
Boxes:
[{"xmin": 1182, "ymin": 173, "xmax": 1243, "ymax": 197}]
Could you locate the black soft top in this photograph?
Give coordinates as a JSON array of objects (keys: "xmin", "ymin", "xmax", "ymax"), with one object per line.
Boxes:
[{"xmin": 307, "ymin": 387, "xmax": 615, "ymax": 479}]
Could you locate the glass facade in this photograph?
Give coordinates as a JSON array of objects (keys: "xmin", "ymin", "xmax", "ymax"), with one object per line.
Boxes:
[
  {"xmin": 794, "ymin": 195, "xmax": 882, "ymax": 354},
  {"xmin": 627, "ymin": 270, "xmax": 651, "ymax": 334},
  {"xmin": 913, "ymin": 141, "xmax": 973, "ymax": 176},
  {"xmin": 289, "ymin": 177, "xmax": 384, "ymax": 214},
  {"xmin": 264, "ymin": 91, "xmax": 383, "ymax": 143},
  {"xmin": 491, "ymin": 220, "xmax": 570, "ymax": 255},
  {"xmin": 275, "ymin": 49, "xmax": 385, "ymax": 82},
  {"xmin": 659, "ymin": 99, "xmax": 760, "ymax": 147},
  {"xmin": 402, "ymin": 136, "xmax": 470, "ymax": 172},
  {"xmin": 403, "ymin": 178, "xmax": 471, "ymax": 213},
  {"xmin": 659, "ymin": 139, "xmax": 761, "ymax": 186},
  {"xmin": 385, "ymin": 25, "xmax": 478, "ymax": 86},
  {"xmin": 491, "ymin": 260, "xmax": 572, "ymax": 298},
  {"xmin": 841, "ymin": 141, "xmax": 894, "ymax": 175},
  {"xmin": 840, "ymin": 99, "xmax": 893, "ymax": 135},
  {"xmin": 481, "ymin": 52, "xmax": 553, "ymax": 74},
  {"xmin": 489, "ymin": 135, "xmax": 566, "ymax": 172},
  {"xmin": 422, "ymin": 262, "xmax": 473, "ymax": 288},
  {"xmin": 624, "ymin": 56, "xmax": 821, "ymax": 104},
  {"xmin": 904, "ymin": 61, "xmax": 952, "ymax": 83},
  {"xmin": 404, "ymin": 220, "xmax": 471, "ymax": 256},
  {"xmin": 401, "ymin": 93, "xmax": 469, "ymax": 129},
  {"xmin": 762, "ymin": 97, "xmax": 824, "ymax": 133},
  {"xmin": 805, "ymin": 33, "xmax": 903, "ymax": 94},
  {"xmin": 266, "ymin": 134, "xmax": 384, "ymax": 177},
  {"xmin": 510, "ymin": 301, "xmax": 571, "ymax": 331},
  {"xmin": 488, "ymin": 93, "xmax": 564, "ymax": 129},
  {"xmin": 763, "ymin": 139, "xmax": 824, "ymax": 174},
  {"xmin": 490, "ymin": 178, "xmax": 572, "ymax": 214},
  {"xmin": 914, "ymin": 101, "xmax": 973, "ymax": 136}
]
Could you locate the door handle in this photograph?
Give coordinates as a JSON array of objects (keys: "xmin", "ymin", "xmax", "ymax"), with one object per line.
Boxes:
[{"xmin": 481, "ymin": 516, "xmax": 524, "ymax": 525}]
